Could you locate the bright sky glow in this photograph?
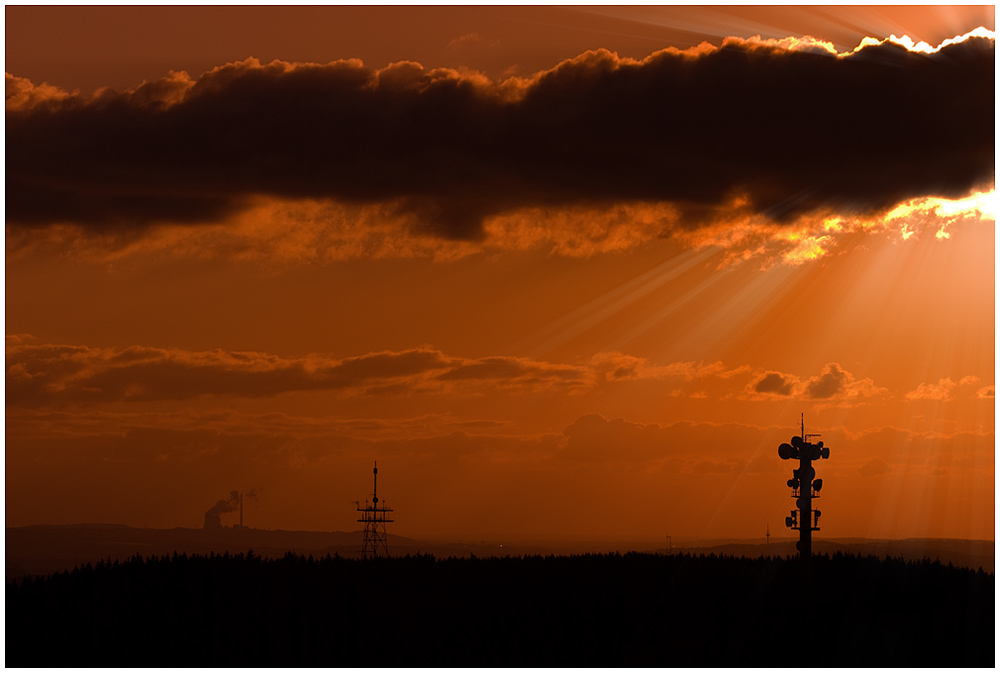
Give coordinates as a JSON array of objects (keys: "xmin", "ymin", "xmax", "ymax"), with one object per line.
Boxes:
[{"xmin": 852, "ymin": 26, "xmax": 995, "ymax": 55}]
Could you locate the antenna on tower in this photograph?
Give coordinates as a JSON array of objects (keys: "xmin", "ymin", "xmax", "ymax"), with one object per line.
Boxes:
[{"xmin": 357, "ymin": 461, "xmax": 394, "ymax": 559}]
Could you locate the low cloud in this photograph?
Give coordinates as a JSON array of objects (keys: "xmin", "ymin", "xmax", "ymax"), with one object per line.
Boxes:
[
  {"xmin": 590, "ymin": 352, "xmax": 748, "ymax": 385},
  {"xmin": 805, "ymin": 363, "xmax": 852, "ymax": 399},
  {"xmin": 7, "ymin": 33, "xmax": 993, "ymax": 249},
  {"xmin": 804, "ymin": 363, "xmax": 888, "ymax": 402},
  {"xmin": 5, "ymin": 341, "xmax": 603, "ymax": 407},
  {"xmin": 905, "ymin": 378, "xmax": 959, "ymax": 401},
  {"xmin": 742, "ymin": 363, "xmax": 887, "ymax": 403},
  {"xmin": 0, "ymin": 340, "xmax": 948, "ymax": 411},
  {"xmin": 435, "ymin": 356, "xmax": 584, "ymax": 388},
  {"xmin": 905, "ymin": 375, "xmax": 989, "ymax": 401},
  {"xmin": 752, "ymin": 371, "xmax": 794, "ymax": 396},
  {"xmin": 9, "ymin": 338, "xmax": 785, "ymax": 408}
]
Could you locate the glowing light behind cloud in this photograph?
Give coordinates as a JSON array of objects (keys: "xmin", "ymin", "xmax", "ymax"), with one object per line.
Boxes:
[
  {"xmin": 674, "ymin": 189, "xmax": 995, "ymax": 270},
  {"xmin": 854, "ymin": 26, "xmax": 996, "ymax": 55}
]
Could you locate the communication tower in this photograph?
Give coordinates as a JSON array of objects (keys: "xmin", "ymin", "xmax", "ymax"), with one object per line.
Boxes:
[
  {"xmin": 357, "ymin": 462, "xmax": 394, "ymax": 559},
  {"xmin": 777, "ymin": 414, "xmax": 830, "ymax": 558}
]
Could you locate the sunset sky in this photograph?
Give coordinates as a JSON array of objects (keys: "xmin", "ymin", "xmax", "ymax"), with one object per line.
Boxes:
[{"xmin": 5, "ymin": 5, "xmax": 995, "ymax": 544}]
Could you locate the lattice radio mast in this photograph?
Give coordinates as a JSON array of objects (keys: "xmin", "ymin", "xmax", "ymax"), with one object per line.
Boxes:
[
  {"xmin": 357, "ymin": 462, "xmax": 393, "ymax": 559},
  {"xmin": 777, "ymin": 414, "xmax": 830, "ymax": 558}
]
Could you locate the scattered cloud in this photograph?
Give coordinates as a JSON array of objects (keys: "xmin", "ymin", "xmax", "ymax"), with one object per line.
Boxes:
[
  {"xmin": 434, "ymin": 356, "xmax": 585, "ymax": 390},
  {"xmin": 5, "ymin": 333, "xmax": 37, "ymax": 346},
  {"xmin": 5, "ymin": 341, "xmax": 607, "ymax": 407},
  {"xmin": 905, "ymin": 375, "xmax": 989, "ymax": 401},
  {"xmin": 446, "ymin": 32, "xmax": 500, "ymax": 51},
  {"xmin": 742, "ymin": 363, "xmax": 887, "ymax": 404},
  {"xmin": 590, "ymin": 352, "xmax": 748, "ymax": 385},
  {"xmin": 905, "ymin": 378, "xmax": 959, "ymax": 401},
  {"xmin": 8, "ymin": 341, "xmax": 761, "ymax": 408},
  {"xmin": 0, "ymin": 340, "xmax": 948, "ymax": 412},
  {"xmin": 804, "ymin": 363, "xmax": 888, "ymax": 402}
]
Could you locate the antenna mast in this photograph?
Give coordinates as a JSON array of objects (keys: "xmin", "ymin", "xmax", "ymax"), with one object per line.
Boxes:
[
  {"xmin": 778, "ymin": 415, "xmax": 830, "ymax": 559},
  {"xmin": 357, "ymin": 462, "xmax": 394, "ymax": 559}
]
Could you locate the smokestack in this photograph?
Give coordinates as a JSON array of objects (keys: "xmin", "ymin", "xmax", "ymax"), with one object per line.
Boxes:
[{"xmin": 203, "ymin": 490, "xmax": 242, "ymax": 530}]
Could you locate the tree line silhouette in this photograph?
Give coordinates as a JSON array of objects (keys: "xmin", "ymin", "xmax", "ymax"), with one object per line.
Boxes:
[{"xmin": 6, "ymin": 550, "xmax": 993, "ymax": 667}]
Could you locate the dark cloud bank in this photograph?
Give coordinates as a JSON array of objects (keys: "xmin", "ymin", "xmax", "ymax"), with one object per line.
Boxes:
[
  {"xmin": 6, "ymin": 36, "xmax": 994, "ymax": 237},
  {"xmin": 4, "ymin": 343, "xmax": 591, "ymax": 407}
]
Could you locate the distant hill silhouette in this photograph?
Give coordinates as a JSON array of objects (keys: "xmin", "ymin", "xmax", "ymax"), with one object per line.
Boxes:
[
  {"xmin": 5, "ymin": 523, "xmax": 994, "ymax": 579},
  {"xmin": 662, "ymin": 537, "xmax": 994, "ymax": 573},
  {"xmin": 7, "ymin": 551, "xmax": 993, "ymax": 667}
]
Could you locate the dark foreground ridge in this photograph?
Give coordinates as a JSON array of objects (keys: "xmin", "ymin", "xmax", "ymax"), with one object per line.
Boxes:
[{"xmin": 7, "ymin": 551, "xmax": 993, "ymax": 667}]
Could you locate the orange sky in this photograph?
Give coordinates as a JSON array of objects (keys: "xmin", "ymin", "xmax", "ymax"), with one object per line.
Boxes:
[{"xmin": 5, "ymin": 6, "xmax": 995, "ymax": 543}]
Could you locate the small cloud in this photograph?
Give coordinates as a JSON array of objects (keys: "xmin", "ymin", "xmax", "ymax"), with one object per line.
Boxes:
[
  {"xmin": 905, "ymin": 378, "xmax": 957, "ymax": 401},
  {"xmin": 5, "ymin": 333, "xmax": 37, "ymax": 346},
  {"xmin": 803, "ymin": 363, "xmax": 887, "ymax": 402},
  {"xmin": 447, "ymin": 32, "xmax": 499, "ymax": 50},
  {"xmin": 753, "ymin": 371, "xmax": 794, "ymax": 396},
  {"xmin": 739, "ymin": 363, "xmax": 884, "ymax": 403},
  {"xmin": 858, "ymin": 457, "xmax": 891, "ymax": 477},
  {"xmin": 975, "ymin": 385, "xmax": 995, "ymax": 399},
  {"xmin": 805, "ymin": 363, "xmax": 849, "ymax": 399},
  {"xmin": 590, "ymin": 352, "xmax": 649, "ymax": 382},
  {"xmin": 589, "ymin": 353, "xmax": 747, "ymax": 394}
]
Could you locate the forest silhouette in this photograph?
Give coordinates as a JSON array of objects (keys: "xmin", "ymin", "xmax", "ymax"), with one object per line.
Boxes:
[{"xmin": 6, "ymin": 550, "xmax": 992, "ymax": 667}]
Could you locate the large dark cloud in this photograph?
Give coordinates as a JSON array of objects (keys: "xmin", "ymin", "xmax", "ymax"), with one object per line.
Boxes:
[{"xmin": 6, "ymin": 36, "xmax": 994, "ymax": 238}]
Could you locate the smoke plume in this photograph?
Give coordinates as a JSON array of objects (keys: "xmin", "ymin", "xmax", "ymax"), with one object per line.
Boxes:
[{"xmin": 203, "ymin": 490, "xmax": 241, "ymax": 530}]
